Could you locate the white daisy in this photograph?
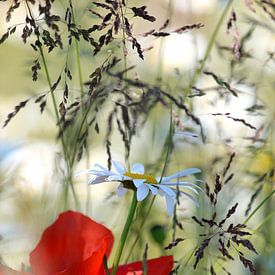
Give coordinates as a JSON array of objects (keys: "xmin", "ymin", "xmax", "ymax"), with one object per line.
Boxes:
[
  {"xmin": 80, "ymin": 160, "xmax": 146, "ymax": 197},
  {"xmin": 80, "ymin": 161, "xmax": 201, "ymax": 215}
]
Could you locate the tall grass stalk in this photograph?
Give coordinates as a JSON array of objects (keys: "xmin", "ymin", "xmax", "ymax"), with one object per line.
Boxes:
[
  {"xmin": 187, "ymin": 0, "xmax": 234, "ymax": 94},
  {"xmin": 25, "ymin": 0, "xmax": 80, "ymax": 209}
]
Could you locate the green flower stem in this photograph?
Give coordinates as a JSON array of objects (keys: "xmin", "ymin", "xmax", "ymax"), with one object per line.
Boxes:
[
  {"xmin": 187, "ymin": 0, "xmax": 234, "ymax": 95},
  {"xmin": 125, "ymin": 196, "xmax": 156, "ymax": 263},
  {"xmin": 111, "ymin": 192, "xmax": 138, "ymax": 275},
  {"xmin": 243, "ymin": 189, "xmax": 275, "ymax": 225},
  {"xmin": 125, "ymin": 108, "xmax": 173, "ymax": 262}
]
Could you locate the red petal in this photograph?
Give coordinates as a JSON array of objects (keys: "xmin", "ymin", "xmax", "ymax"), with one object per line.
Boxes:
[
  {"xmin": 29, "ymin": 211, "xmax": 113, "ymax": 275},
  {"xmin": 114, "ymin": 256, "xmax": 174, "ymax": 275}
]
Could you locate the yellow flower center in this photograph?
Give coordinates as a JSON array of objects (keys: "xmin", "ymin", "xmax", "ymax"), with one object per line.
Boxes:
[{"xmin": 124, "ymin": 172, "xmax": 157, "ymax": 184}]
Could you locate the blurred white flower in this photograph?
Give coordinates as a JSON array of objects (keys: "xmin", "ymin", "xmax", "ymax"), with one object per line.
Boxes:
[{"xmin": 79, "ymin": 161, "xmax": 201, "ymax": 215}]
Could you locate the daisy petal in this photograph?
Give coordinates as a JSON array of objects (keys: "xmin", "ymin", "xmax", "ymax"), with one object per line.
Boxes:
[
  {"xmin": 112, "ymin": 161, "xmax": 126, "ymax": 175},
  {"xmin": 74, "ymin": 169, "xmax": 92, "ymax": 177},
  {"xmin": 131, "ymin": 163, "xmax": 145, "ymax": 174},
  {"xmin": 117, "ymin": 184, "xmax": 128, "ymax": 197},
  {"xmin": 179, "ymin": 185, "xmax": 199, "ymax": 195},
  {"xmin": 86, "ymin": 170, "xmax": 108, "ymax": 176},
  {"xmin": 163, "ymin": 181, "xmax": 204, "ymax": 192},
  {"xmin": 158, "ymin": 185, "xmax": 176, "ymax": 198},
  {"xmin": 88, "ymin": 176, "xmax": 109, "ymax": 185},
  {"xmin": 181, "ymin": 191, "xmax": 199, "ymax": 206},
  {"xmin": 160, "ymin": 168, "xmax": 201, "ymax": 182},
  {"xmin": 137, "ymin": 184, "xmax": 150, "ymax": 201},
  {"xmin": 108, "ymin": 175, "xmax": 123, "ymax": 181},
  {"xmin": 158, "ymin": 188, "xmax": 165, "ymax": 197},
  {"xmin": 133, "ymin": 179, "xmax": 145, "ymax": 188},
  {"xmin": 147, "ymin": 184, "xmax": 158, "ymax": 195},
  {"xmin": 175, "ymin": 131, "xmax": 198, "ymax": 139},
  {"xmin": 164, "ymin": 195, "xmax": 175, "ymax": 216}
]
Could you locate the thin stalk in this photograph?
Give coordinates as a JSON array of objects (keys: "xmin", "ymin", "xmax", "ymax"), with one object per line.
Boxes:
[
  {"xmin": 69, "ymin": 54, "xmax": 112, "ymax": 165},
  {"xmin": 125, "ymin": 196, "xmax": 155, "ymax": 263},
  {"xmin": 40, "ymin": 46, "xmax": 80, "ymax": 209},
  {"xmin": 70, "ymin": 102, "xmax": 91, "ymax": 164},
  {"xmin": 25, "ymin": 0, "xmax": 79, "ymax": 209},
  {"xmin": 69, "ymin": 0, "xmax": 91, "ymax": 214},
  {"xmin": 75, "ymin": 39, "xmax": 84, "ymax": 94},
  {"xmin": 69, "ymin": 0, "xmax": 84, "ymax": 96},
  {"xmin": 254, "ymin": 210, "xmax": 275, "ymax": 232},
  {"xmin": 25, "ymin": 1, "xmax": 62, "ymax": 135},
  {"xmin": 41, "ymin": 46, "xmax": 79, "ymax": 209},
  {"xmin": 111, "ymin": 192, "xmax": 138, "ymax": 275},
  {"xmin": 187, "ymin": 0, "xmax": 234, "ymax": 95},
  {"xmin": 179, "ymin": 247, "xmax": 197, "ymax": 273},
  {"xmin": 159, "ymin": 106, "xmax": 174, "ymax": 182},
  {"xmin": 39, "ymin": 50, "xmax": 61, "ymax": 128},
  {"xmin": 119, "ymin": 0, "xmax": 130, "ymax": 167},
  {"xmin": 119, "ymin": 2, "xmax": 127, "ymax": 79},
  {"xmin": 243, "ymin": 189, "xmax": 275, "ymax": 225},
  {"xmin": 156, "ymin": 0, "xmax": 174, "ymax": 82}
]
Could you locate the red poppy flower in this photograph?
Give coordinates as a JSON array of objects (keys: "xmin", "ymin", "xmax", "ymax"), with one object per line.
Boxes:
[
  {"xmin": 114, "ymin": 256, "xmax": 173, "ymax": 275},
  {"xmin": 0, "ymin": 211, "xmax": 173, "ymax": 275}
]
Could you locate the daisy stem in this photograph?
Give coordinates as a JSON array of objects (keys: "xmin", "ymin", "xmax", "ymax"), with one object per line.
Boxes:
[
  {"xmin": 125, "ymin": 196, "xmax": 156, "ymax": 263},
  {"xmin": 111, "ymin": 191, "xmax": 138, "ymax": 275},
  {"xmin": 125, "ymin": 109, "xmax": 174, "ymax": 262}
]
